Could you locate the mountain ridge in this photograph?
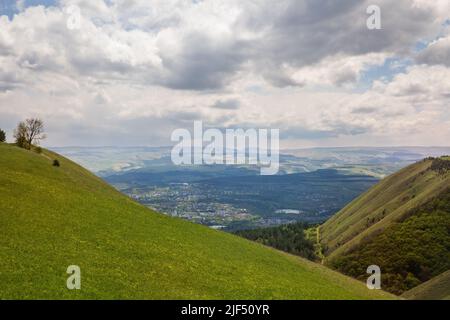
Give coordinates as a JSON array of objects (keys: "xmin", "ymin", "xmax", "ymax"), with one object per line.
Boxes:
[{"xmin": 319, "ymin": 157, "xmax": 450, "ymax": 294}]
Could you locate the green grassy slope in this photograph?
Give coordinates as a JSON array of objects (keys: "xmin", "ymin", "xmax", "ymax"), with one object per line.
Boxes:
[
  {"xmin": 0, "ymin": 144, "xmax": 394, "ymax": 299},
  {"xmin": 320, "ymin": 158, "xmax": 450, "ymax": 259},
  {"xmin": 402, "ymin": 270, "xmax": 450, "ymax": 300},
  {"xmin": 319, "ymin": 158, "xmax": 450, "ymax": 294}
]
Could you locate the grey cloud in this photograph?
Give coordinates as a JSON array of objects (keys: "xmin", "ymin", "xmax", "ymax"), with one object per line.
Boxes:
[
  {"xmin": 416, "ymin": 37, "xmax": 450, "ymax": 67},
  {"xmin": 393, "ymin": 83, "xmax": 429, "ymax": 97},
  {"xmin": 0, "ymin": 69, "xmax": 22, "ymax": 91},
  {"xmin": 0, "ymin": 82, "xmax": 18, "ymax": 92},
  {"xmin": 164, "ymin": 110, "xmax": 204, "ymax": 123},
  {"xmin": 244, "ymin": 0, "xmax": 440, "ymax": 87},
  {"xmin": 282, "ymin": 127, "xmax": 342, "ymax": 140},
  {"xmin": 351, "ymin": 107, "xmax": 377, "ymax": 114},
  {"xmin": 211, "ymin": 98, "xmax": 240, "ymax": 110},
  {"xmin": 281, "ymin": 119, "xmax": 370, "ymax": 140},
  {"xmin": 119, "ymin": 0, "xmax": 441, "ymax": 91},
  {"xmin": 161, "ymin": 33, "xmax": 248, "ymax": 90},
  {"xmin": 331, "ymin": 69, "xmax": 358, "ymax": 86},
  {"xmin": 210, "ymin": 114, "xmax": 236, "ymax": 125},
  {"xmin": 262, "ymin": 68, "xmax": 303, "ymax": 88},
  {"xmin": 45, "ymin": 114, "xmax": 197, "ymax": 147},
  {"xmin": 2, "ymin": 1, "xmax": 444, "ymax": 92}
]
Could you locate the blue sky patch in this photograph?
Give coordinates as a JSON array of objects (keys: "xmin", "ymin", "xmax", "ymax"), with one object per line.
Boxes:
[
  {"xmin": 0, "ymin": 0, "xmax": 57, "ymax": 19},
  {"xmin": 358, "ymin": 57, "xmax": 412, "ymax": 91}
]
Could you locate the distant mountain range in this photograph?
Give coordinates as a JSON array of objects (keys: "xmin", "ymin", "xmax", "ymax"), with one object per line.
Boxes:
[{"xmin": 52, "ymin": 146, "xmax": 450, "ymax": 178}]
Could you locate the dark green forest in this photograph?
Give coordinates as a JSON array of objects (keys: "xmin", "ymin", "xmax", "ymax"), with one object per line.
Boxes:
[{"xmin": 235, "ymin": 222, "xmax": 316, "ymax": 261}]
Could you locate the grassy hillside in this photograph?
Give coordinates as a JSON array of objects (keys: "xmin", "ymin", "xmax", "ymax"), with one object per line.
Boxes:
[
  {"xmin": 320, "ymin": 158, "xmax": 449, "ymax": 258},
  {"xmin": 0, "ymin": 143, "xmax": 394, "ymax": 299},
  {"xmin": 402, "ymin": 270, "xmax": 450, "ymax": 300},
  {"xmin": 319, "ymin": 157, "xmax": 450, "ymax": 294}
]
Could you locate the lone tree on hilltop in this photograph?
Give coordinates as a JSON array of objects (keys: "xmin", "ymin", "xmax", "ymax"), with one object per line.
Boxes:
[
  {"xmin": 14, "ymin": 118, "xmax": 46, "ymax": 149},
  {"xmin": 0, "ymin": 129, "xmax": 5, "ymax": 142}
]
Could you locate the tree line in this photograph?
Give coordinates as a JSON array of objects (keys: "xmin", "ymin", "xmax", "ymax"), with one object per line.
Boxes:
[{"xmin": 235, "ymin": 222, "xmax": 316, "ymax": 261}]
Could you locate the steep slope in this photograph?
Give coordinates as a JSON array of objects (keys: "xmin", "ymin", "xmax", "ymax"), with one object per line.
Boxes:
[
  {"xmin": 319, "ymin": 157, "xmax": 450, "ymax": 294},
  {"xmin": 0, "ymin": 144, "xmax": 394, "ymax": 299},
  {"xmin": 402, "ymin": 270, "xmax": 450, "ymax": 300}
]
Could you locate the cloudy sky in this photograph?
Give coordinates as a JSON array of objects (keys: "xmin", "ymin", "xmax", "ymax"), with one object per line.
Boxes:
[{"xmin": 0, "ymin": 0, "xmax": 449, "ymax": 148}]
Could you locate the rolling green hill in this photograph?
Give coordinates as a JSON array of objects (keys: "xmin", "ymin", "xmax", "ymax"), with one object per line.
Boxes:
[
  {"xmin": 401, "ymin": 270, "xmax": 450, "ymax": 300},
  {"xmin": 319, "ymin": 157, "xmax": 450, "ymax": 294},
  {"xmin": 0, "ymin": 143, "xmax": 394, "ymax": 299}
]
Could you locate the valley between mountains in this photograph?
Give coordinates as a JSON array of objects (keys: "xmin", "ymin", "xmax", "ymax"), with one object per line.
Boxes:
[{"xmin": 1, "ymin": 143, "xmax": 449, "ymax": 299}]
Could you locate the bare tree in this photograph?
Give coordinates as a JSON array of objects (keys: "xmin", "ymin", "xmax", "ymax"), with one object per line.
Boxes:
[{"xmin": 14, "ymin": 118, "xmax": 46, "ymax": 149}]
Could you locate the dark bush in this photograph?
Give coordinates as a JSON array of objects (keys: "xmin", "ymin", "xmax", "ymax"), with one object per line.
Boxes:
[
  {"xmin": 53, "ymin": 159, "xmax": 60, "ymax": 167},
  {"xmin": 15, "ymin": 136, "xmax": 29, "ymax": 149}
]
